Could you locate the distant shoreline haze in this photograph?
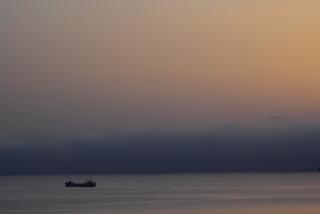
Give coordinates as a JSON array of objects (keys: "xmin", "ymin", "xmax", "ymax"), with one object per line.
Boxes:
[{"xmin": 1, "ymin": 126, "xmax": 320, "ymax": 175}]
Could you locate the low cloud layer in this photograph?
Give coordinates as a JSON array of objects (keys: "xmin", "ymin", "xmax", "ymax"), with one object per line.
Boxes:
[{"xmin": 1, "ymin": 125, "xmax": 319, "ymax": 175}]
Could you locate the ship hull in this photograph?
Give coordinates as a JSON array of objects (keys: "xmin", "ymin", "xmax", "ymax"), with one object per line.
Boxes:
[{"xmin": 65, "ymin": 181, "xmax": 96, "ymax": 187}]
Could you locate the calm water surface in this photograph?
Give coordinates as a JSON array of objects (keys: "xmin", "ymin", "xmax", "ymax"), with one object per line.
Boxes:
[{"xmin": 1, "ymin": 173, "xmax": 320, "ymax": 214}]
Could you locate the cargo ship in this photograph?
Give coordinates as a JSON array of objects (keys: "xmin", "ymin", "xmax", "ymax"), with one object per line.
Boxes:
[{"xmin": 65, "ymin": 179, "xmax": 96, "ymax": 187}]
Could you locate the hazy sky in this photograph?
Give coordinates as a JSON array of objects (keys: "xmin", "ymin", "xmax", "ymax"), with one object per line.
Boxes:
[{"xmin": 1, "ymin": 1, "xmax": 320, "ymax": 173}]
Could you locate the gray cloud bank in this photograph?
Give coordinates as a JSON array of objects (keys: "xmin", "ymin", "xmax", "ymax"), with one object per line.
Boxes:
[{"xmin": 1, "ymin": 125, "xmax": 319, "ymax": 175}]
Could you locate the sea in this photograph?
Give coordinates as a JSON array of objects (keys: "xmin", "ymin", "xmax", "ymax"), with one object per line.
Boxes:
[{"xmin": 1, "ymin": 173, "xmax": 320, "ymax": 214}]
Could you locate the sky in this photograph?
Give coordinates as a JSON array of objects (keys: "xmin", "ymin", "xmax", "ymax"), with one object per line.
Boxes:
[{"xmin": 1, "ymin": 0, "xmax": 320, "ymax": 174}]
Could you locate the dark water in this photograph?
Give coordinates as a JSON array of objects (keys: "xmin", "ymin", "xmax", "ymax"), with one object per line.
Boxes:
[{"xmin": 1, "ymin": 173, "xmax": 320, "ymax": 214}]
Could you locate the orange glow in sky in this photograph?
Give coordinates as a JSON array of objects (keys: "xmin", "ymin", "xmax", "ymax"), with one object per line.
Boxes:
[{"xmin": 1, "ymin": 0, "xmax": 320, "ymax": 137}]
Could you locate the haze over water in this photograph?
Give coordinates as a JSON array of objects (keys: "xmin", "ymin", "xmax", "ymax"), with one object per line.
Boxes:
[{"xmin": 1, "ymin": 173, "xmax": 320, "ymax": 214}]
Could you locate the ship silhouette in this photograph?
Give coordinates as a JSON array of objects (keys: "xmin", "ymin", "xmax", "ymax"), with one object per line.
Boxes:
[{"xmin": 65, "ymin": 177, "xmax": 96, "ymax": 187}]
